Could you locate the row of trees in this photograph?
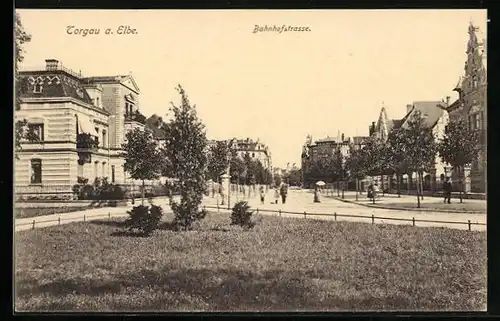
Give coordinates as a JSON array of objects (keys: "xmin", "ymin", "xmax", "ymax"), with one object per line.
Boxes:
[
  {"xmin": 206, "ymin": 142, "xmax": 273, "ymax": 186},
  {"xmin": 304, "ymin": 111, "xmax": 482, "ymax": 207}
]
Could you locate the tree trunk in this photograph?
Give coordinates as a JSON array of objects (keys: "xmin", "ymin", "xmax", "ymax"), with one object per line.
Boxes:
[
  {"xmin": 337, "ymin": 181, "xmax": 340, "ymax": 197},
  {"xmin": 459, "ymin": 166, "xmax": 464, "ymax": 203},
  {"xmin": 419, "ymin": 172, "xmax": 424, "ymax": 200},
  {"xmin": 381, "ymin": 175, "xmax": 385, "ymax": 196},
  {"xmin": 407, "ymin": 174, "xmax": 411, "ymax": 195},
  {"xmin": 355, "ymin": 178, "xmax": 359, "ymax": 201},
  {"xmin": 141, "ymin": 180, "xmax": 145, "ymax": 206},
  {"xmin": 416, "ymin": 174, "xmax": 421, "ymax": 208},
  {"xmin": 397, "ymin": 173, "xmax": 401, "ymax": 197},
  {"xmin": 341, "ymin": 180, "xmax": 344, "ymax": 199}
]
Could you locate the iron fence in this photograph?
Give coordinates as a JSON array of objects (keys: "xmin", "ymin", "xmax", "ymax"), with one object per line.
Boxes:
[
  {"xmin": 16, "ymin": 205, "xmax": 486, "ymax": 232},
  {"xmin": 203, "ymin": 205, "xmax": 486, "ymax": 231}
]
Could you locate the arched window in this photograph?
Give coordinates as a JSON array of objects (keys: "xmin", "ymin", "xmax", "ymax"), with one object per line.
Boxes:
[{"xmin": 30, "ymin": 159, "xmax": 42, "ymax": 184}]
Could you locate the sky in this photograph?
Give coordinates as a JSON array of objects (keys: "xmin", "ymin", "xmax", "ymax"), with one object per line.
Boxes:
[{"xmin": 17, "ymin": 9, "xmax": 487, "ymax": 168}]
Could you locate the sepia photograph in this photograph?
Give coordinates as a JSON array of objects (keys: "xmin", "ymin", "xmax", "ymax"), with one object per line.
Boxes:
[{"xmin": 14, "ymin": 9, "xmax": 487, "ymax": 312}]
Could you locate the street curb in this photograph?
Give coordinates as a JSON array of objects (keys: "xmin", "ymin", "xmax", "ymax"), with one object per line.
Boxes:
[{"xmin": 330, "ymin": 196, "xmax": 486, "ymax": 214}]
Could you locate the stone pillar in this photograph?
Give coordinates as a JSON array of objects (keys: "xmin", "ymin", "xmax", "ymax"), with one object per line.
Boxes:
[
  {"xmin": 220, "ymin": 173, "xmax": 230, "ymax": 207},
  {"xmin": 463, "ymin": 166, "xmax": 471, "ymax": 193},
  {"xmin": 430, "ymin": 169, "xmax": 437, "ymax": 194}
]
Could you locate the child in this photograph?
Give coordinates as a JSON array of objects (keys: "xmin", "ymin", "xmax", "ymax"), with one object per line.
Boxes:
[
  {"xmin": 274, "ymin": 187, "xmax": 280, "ymax": 204},
  {"xmin": 259, "ymin": 186, "xmax": 265, "ymax": 204}
]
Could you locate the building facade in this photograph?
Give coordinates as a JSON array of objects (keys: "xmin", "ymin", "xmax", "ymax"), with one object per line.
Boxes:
[
  {"xmin": 371, "ymin": 101, "xmax": 450, "ymax": 192},
  {"xmin": 447, "ymin": 22, "xmax": 487, "ymax": 193},
  {"xmin": 15, "ymin": 59, "xmax": 148, "ymax": 198},
  {"xmin": 301, "ymin": 132, "xmax": 370, "ymax": 187}
]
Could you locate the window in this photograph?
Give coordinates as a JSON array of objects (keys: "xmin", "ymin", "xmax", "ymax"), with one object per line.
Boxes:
[
  {"xmin": 96, "ymin": 97, "xmax": 100, "ymax": 107},
  {"xmin": 111, "ymin": 165, "xmax": 116, "ymax": 183},
  {"xmin": 475, "ymin": 113, "xmax": 481, "ymax": 130},
  {"xmin": 95, "ymin": 127, "xmax": 100, "ymax": 146},
  {"xmin": 33, "ymin": 83, "xmax": 43, "ymax": 93},
  {"xmin": 102, "ymin": 162, "xmax": 106, "ymax": 177},
  {"xmin": 30, "ymin": 159, "xmax": 42, "ymax": 184},
  {"xmin": 102, "ymin": 130, "xmax": 107, "ymax": 148},
  {"xmin": 252, "ymin": 152, "xmax": 255, "ymax": 158},
  {"xmin": 94, "ymin": 161, "xmax": 99, "ymax": 179},
  {"xmin": 28, "ymin": 124, "xmax": 44, "ymax": 141},
  {"xmin": 77, "ymin": 163, "xmax": 84, "ymax": 177}
]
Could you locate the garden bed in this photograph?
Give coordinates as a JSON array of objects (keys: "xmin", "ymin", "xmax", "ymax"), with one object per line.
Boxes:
[
  {"xmin": 15, "ymin": 212, "xmax": 486, "ymax": 311},
  {"xmin": 15, "ymin": 200, "xmax": 128, "ymax": 219}
]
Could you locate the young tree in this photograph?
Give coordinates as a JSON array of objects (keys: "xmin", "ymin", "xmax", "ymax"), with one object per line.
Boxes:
[
  {"xmin": 122, "ymin": 128, "xmax": 163, "ymax": 205},
  {"xmin": 383, "ymin": 127, "xmax": 409, "ymax": 197},
  {"xmin": 345, "ymin": 144, "xmax": 366, "ymax": 201},
  {"xmin": 438, "ymin": 116, "xmax": 482, "ymax": 203},
  {"xmin": 283, "ymin": 168, "xmax": 302, "ymax": 186},
  {"xmin": 163, "ymin": 85, "xmax": 208, "ymax": 231},
  {"xmin": 207, "ymin": 141, "xmax": 231, "ymax": 183},
  {"xmin": 332, "ymin": 148, "xmax": 345, "ymax": 198},
  {"xmin": 360, "ymin": 135, "xmax": 385, "ymax": 203},
  {"xmin": 400, "ymin": 111, "xmax": 437, "ymax": 208}
]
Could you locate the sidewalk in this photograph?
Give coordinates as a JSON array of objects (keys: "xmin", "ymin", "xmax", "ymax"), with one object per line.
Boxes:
[{"xmin": 325, "ymin": 191, "xmax": 486, "ymax": 214}]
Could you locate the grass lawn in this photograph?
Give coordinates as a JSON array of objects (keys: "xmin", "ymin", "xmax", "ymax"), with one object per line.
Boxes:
[
  {"xmin": 15, "ymin": 212, "xmax": 486, "ymax": 312},
  {"xmin": 14, "ymin": 207, "xmax": 88, "ymax": 219}
]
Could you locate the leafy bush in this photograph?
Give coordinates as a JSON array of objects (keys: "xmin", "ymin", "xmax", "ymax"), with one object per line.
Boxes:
[
  {"xmin": 125, "ymin": 205, "xmax": 163, "ymax": 236},
  {"xmin": 72, "ymin": 177, "xmax": 125, "ymax": 201},
  {"xmin": 171, "ymin": 191, "xmax": 208, "ymax": 231},
  {"xmin": 230, "ymin": 201, "xmax": 256, "ymax": 230}
]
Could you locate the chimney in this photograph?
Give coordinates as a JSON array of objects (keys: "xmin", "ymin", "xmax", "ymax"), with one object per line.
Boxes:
[
  {"xmin": 45, "ymin": 59, "xmax": 59, "ymax": 71},
  {"xmin": 341, "ymin": 133, "xmax": 345, "ymax": 141},
  {"xmin": 446, "ymin": 96, "xmax": 450, "ymax": 106},
  {"xmin": 406, "ymin": 104, "xmax": 413, "ymax": 114}
]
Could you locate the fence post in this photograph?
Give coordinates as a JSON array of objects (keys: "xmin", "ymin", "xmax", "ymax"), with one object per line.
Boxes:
[
  {"xmin": 304, "ymin": 211, "xmax": 307, "ymax": 219},
  {"xmin": 279, "ymin": 209, "xmax": 281, "ymax": 217},
  {"xmin": 58, "ymin": 217, "xmax": 61, "ymax": 225},
  {"xmin": 256, "ymin": 208, "xmax": 259, "ymax": 214},
  {"xmin": 468, "ymin": 220, "xmax": 471, "ymax": 231},
  {"xmin": 412, "ymin": 217, "xmax": 415, "ymax": 227},
  {"xmin": 371, "ymin": 214, "xmax": 375, "ymax": 224},
  {"xmin": 334, "ymin": 212, "xmax": 337, "ymax": 221},
  {"xmin": 32, "ymin": 220, "xmax": 35, "ymax": 230}
]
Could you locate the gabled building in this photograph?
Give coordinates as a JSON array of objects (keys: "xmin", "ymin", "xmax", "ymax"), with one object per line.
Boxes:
[
  {"xmin": 447, "ymin": 22, "xmax": 487, "ymax": 193},
  {"xmin": 370, "ymin": 101, "xmax": 450, "ymax": 192},
  {"xmin": 15, "ymin": 59, "xmax": 147, "ymax": 198}
]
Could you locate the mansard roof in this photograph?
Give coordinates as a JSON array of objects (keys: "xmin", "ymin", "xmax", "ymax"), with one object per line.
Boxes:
[{"xmin": 18, "ymin": 70, "xmax": 94, "ymax": 105}]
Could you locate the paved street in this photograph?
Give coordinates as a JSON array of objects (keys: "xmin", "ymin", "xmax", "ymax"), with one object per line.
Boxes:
[{"xmin": 15, "ymin": 190, "xmax": 486, "ymax": 232}]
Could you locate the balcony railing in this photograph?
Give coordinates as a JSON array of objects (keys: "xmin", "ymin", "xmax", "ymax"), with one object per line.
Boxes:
[{"xmin": 77, "ymin": 133, "xmax": 99, "ymax": 164}]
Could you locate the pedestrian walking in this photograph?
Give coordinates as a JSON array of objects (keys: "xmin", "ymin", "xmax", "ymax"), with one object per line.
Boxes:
[
  {"xmin": 443, "ymin": 177, "xmax": 452, "ymax": 204},
  {"xmin": 372, "ymin": 183, "xmax": 380, "ymax": 200},
  {"xmin": 280, "ymin": 183, "xmax": 288, "ymax": 204},
  {"xmin": 314, "ymin": 185, "xmax": 321, "ymax": 203},
  {"xmin": 274, "ymin": 187, "xmax": 280, "ymax": 204},
  {"xmin": 259, "ymin": 185, "xmax": 265, "ymax": 204}
]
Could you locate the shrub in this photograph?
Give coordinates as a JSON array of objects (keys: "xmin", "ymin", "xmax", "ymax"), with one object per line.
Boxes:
[
  {"xmin": 125, "ymin": 205, "xmax": 163, "ymax": 236},
  {"xmin": 171, "ymin": 191, "xmax": 208, "ymax": 231},
  {"xmin": 230, "ymin": 201, "xmax": 256, "ymax": 230}
]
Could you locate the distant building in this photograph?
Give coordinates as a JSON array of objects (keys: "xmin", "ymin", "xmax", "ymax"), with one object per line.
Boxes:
[
  {"xmin": 301, "ymin": 132, "xmax": 370, "ymax": 187},
  {"xmin": 447, "ymin": 22, "xmax": 487, "ymax": 193}
]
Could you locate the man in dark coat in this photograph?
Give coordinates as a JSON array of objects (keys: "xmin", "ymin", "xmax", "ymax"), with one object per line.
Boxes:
[
  {"xmin": 443, "ymin": 177, "xmax": 452, "ymax": 204},
  {"xmin": 280, "ymin": 184, "xmax": 288, "ymax": 204}
]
